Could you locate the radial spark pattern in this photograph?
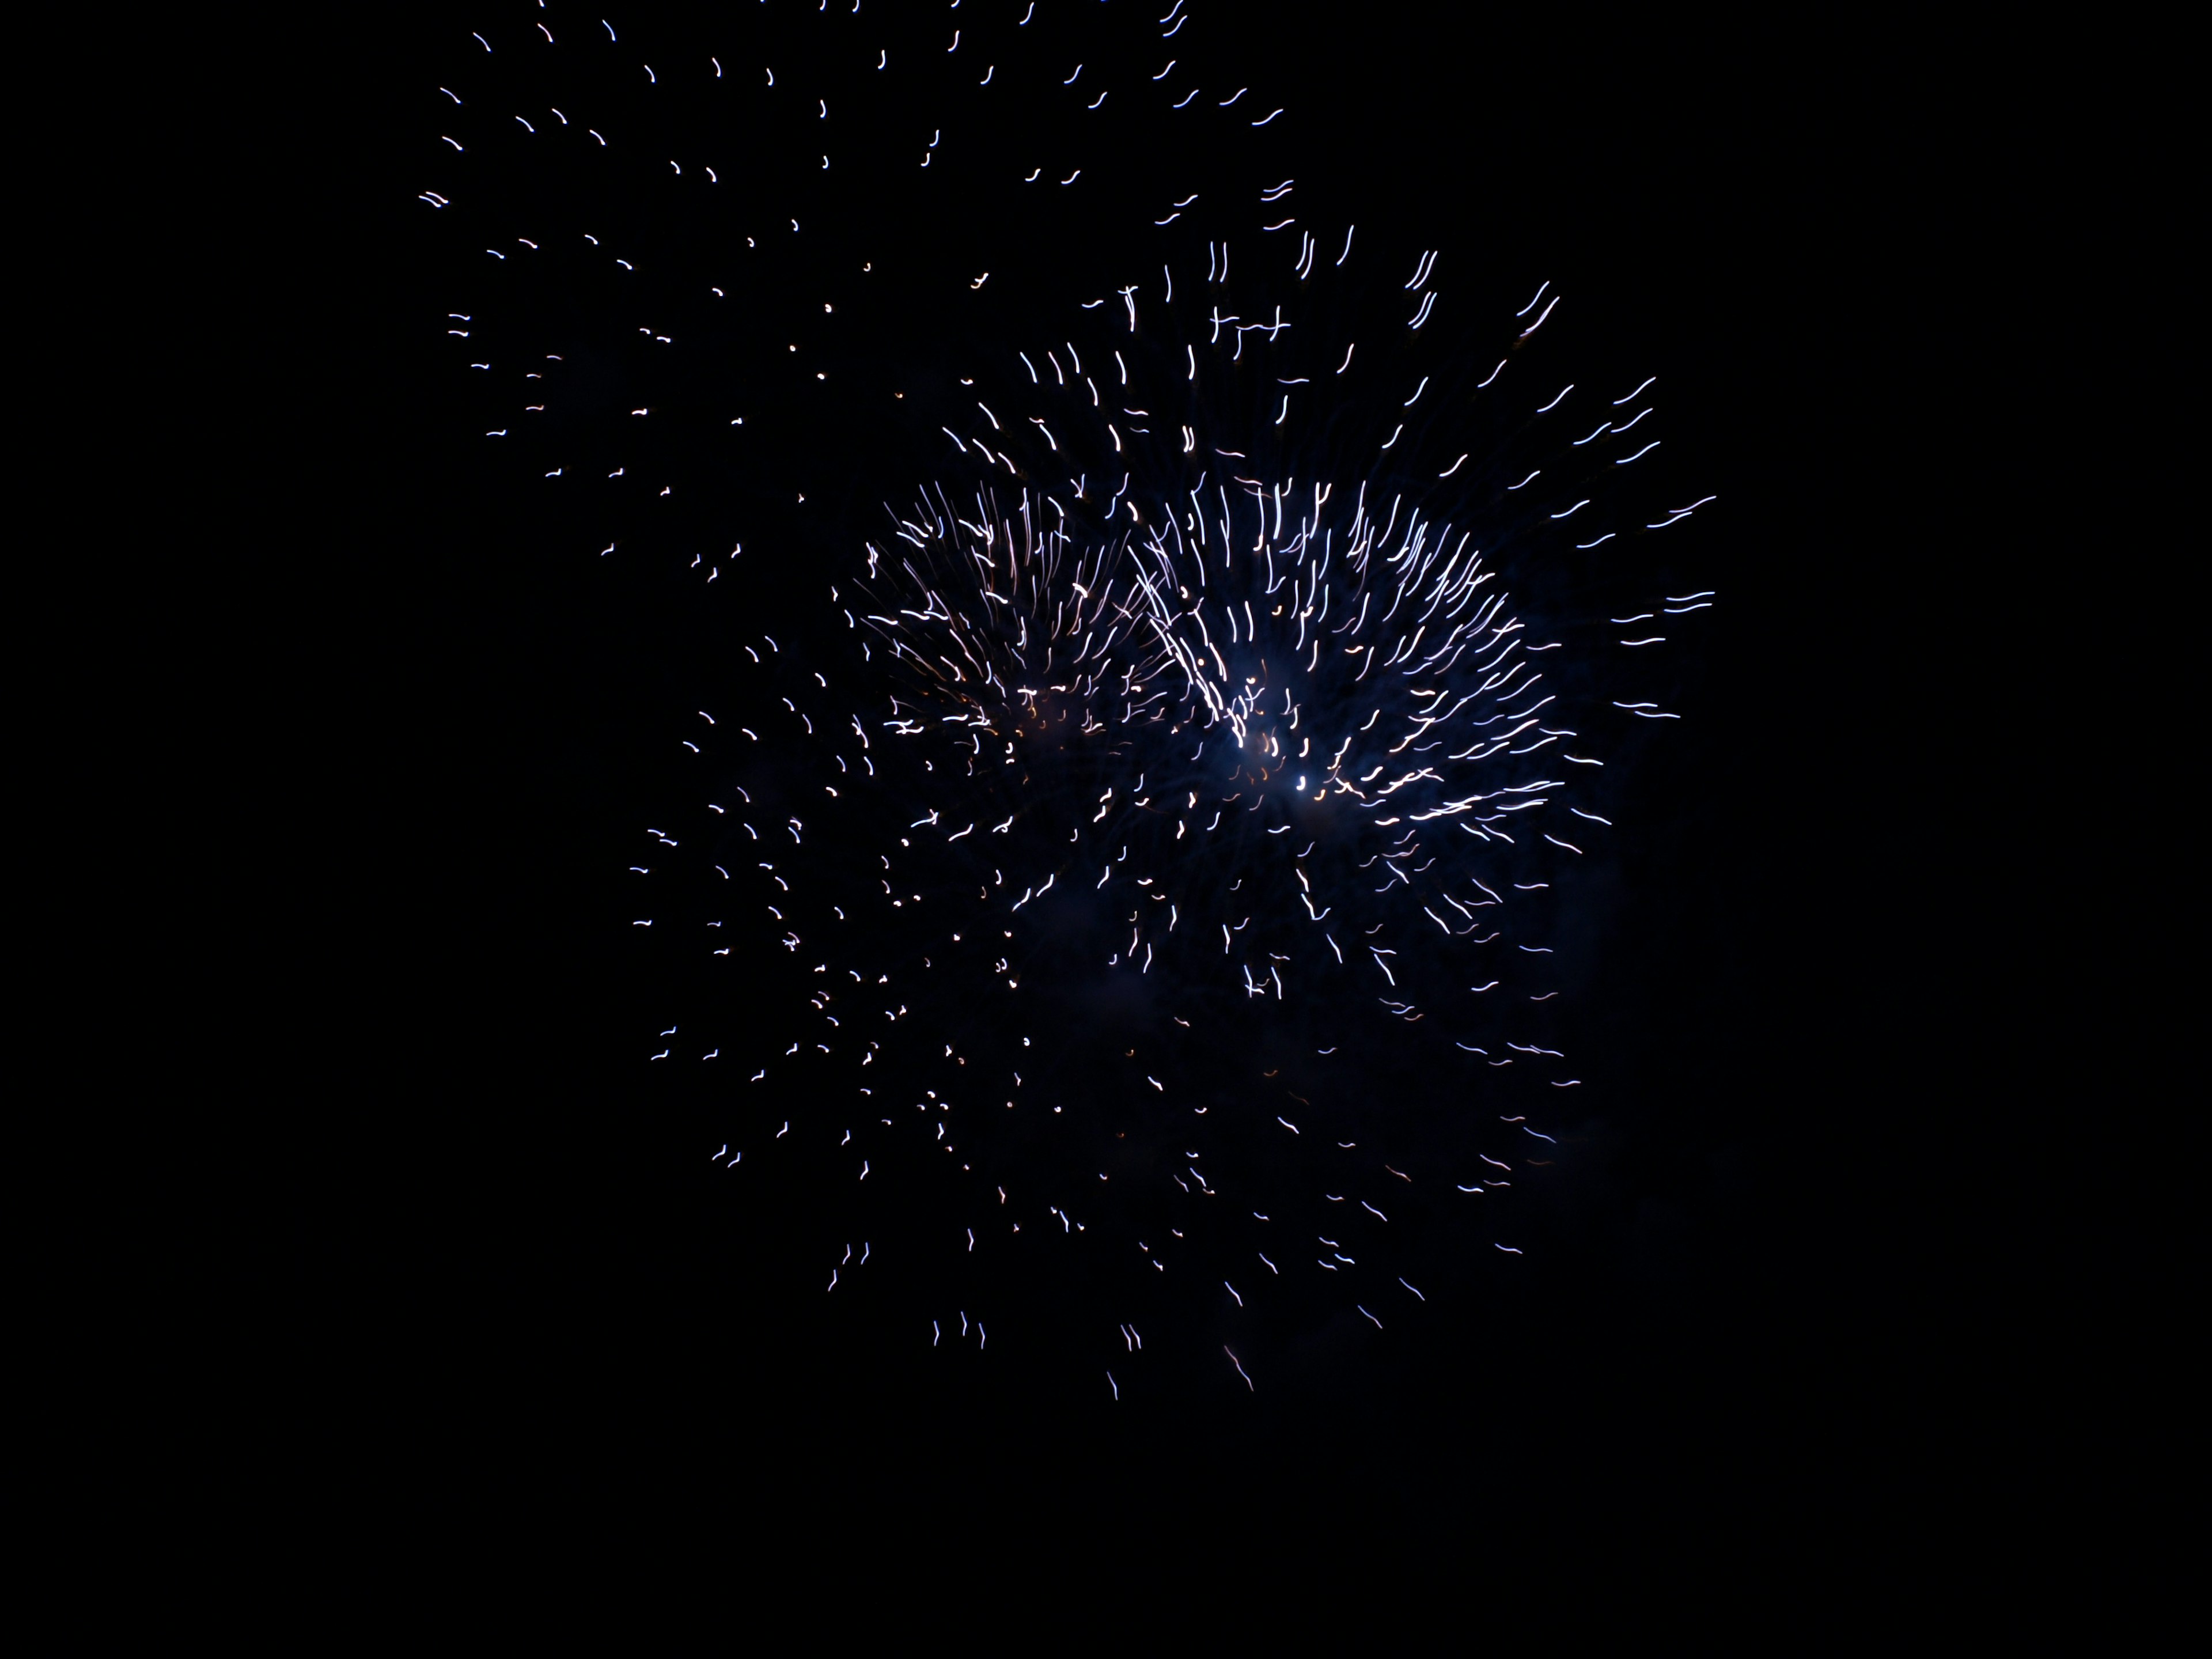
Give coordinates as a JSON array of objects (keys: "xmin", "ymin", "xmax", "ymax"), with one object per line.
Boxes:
[{"xmin": 416, "ymin": 1, "xmax": 1715, "ymax": 1396}]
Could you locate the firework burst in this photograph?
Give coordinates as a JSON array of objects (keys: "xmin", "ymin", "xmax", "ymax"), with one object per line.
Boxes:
[{"xmin": 414, "ymin": 2, "xmax": 1716, "ymax": 1396}]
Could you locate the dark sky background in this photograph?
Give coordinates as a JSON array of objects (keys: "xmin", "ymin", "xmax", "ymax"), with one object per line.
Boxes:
[{"xmin": 321, "ymin": 2, "xmax": 1944, "ymax": 1548}]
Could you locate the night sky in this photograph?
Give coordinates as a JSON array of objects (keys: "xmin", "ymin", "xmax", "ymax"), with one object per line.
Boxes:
[{"xmin": 324, "ymin": 1, "xmax": 1936, "ymax": 1547}]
